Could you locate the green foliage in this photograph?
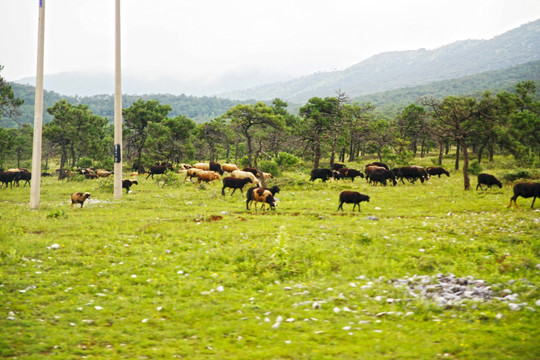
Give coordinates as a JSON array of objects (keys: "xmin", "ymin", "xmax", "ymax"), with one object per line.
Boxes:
[
  {"xmin": 0, "ymin": 162, "xmax": 539, "ymax": 358},
  {"xmin": 0, "ymin": 65, "xmax": 24, "ymax": 122},
  {"xmin": 77, "ymin": 157, "xmax": 94, "ymax": 168},
  {"xmin": 46, "ymin": 209, "xmax": 67, "ymax": 219},
  {"xmin": 468, "ymin": 160, "xmax": 483, "ymax": 175},
  {"xmin": 96, "ymin": 157, "xmax": 114, "ymax": 171},
  {"xmin": 258, "ymin": 160, "xmax": 279, "ymax": 176},
  {"xmin": 499, "ymin": 169, "xmax": 538, "ymax": 182},
  {"xmin": 275, "ymin": 152, "xmax": 301, "ymax": 170}
]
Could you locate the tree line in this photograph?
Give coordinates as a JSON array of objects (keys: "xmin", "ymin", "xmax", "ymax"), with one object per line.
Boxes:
[{"xmin": 1, "ymin": 65, "xmax": 538, "ymax": 190}]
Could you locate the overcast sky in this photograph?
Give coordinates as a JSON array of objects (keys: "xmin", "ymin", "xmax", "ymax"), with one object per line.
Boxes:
[{"xmin": 1, "ymin": 0, "xmax": 540, "ymax": 88}]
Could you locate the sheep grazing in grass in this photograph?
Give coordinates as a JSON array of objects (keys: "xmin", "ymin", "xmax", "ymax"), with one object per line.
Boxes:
[
  {"xmin": 232, "ymin": 170, "xmax": 260, "ymax": 186},
  {"xmin": 337, "ymin": 168, "xmax": 364, "ymax": 182},
  {"xmin": 221, "ymin": 163, "xmax": 240, "ymax": 173},
  {"xmin": 508, "ymin": 182, "xmax": 540, "ymax": 209},
  {"xmin": 146, "ymin": 164, "xmax": 172, "ymax": 180},
  {"xmin": 367, "ymin": 171, "xmax": 387, "ymax": 186},
  {"xmin": 196, "ymin": 171, "xmax": 221, "ymax": 186},
  {"xmin": 122, "ymin": 179, "xmax": 138, "ymax": 194},
  {"xmin": 427, "ymin": 166, "xmax": 450, "ymax": 178},
  {"xmin": 221, "ymin": 177, "xmax": 253, "ymax": 196},
  {"xmin": 246, "ymin": 187, "xmax": 276, "ymax": 211},
  {"xmin": 332, "ymin": 163, "xmax": 346, "ymax": 171},
  {"xmin": 71, "ymin": 192, "xmax": 91, "ymax": 208},
  {"xmin": 0, "ymin": 171, "xmax": 19, "ymax": 188},
  {"xmin": 192, "ymin": 163, "xmax": 210, "ymax": 171},
  {"xmin": 184, "ymin": 168, "xmax": 203, "ymax": 183},
  {"xmin": 310, "ymin": 168, "xmax": 333, "ymax": 182},
  {"xmin": 337, "ymin": 191, "xmax": 370, "ymax": 212},
  {"xmin": 96, "ymin": 169, "xmax": 113, "ymax": 178},
  {"xmin": 476, "ymin": 173, "xmax": 502, "ymax": 190}
]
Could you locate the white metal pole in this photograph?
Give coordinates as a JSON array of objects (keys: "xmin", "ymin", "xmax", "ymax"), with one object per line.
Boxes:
[
  {"xmin": 113, "ymin": 0, "xmax": 123, "ymax": 198},
  {"xmin": 30, "ymin": 0, "xmax": 46, "ymax": 209}
]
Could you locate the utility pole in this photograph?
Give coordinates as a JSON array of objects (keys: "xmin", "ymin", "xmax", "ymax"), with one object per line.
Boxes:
[
  {"xmin": 113, "ymin": 0, "xmax": 123, "ymax": 198},
  {"xmin": 30, "ymin": 0, "xmax": 46, "ymax": 209}
]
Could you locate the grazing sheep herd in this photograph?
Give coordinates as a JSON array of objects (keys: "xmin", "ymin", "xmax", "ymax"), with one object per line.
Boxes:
[{"xmin": 1, "ymin": 160, "xmax": 538, "ymax": 211}]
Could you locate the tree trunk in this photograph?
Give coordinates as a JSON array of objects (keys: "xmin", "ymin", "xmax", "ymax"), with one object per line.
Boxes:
[
  {"xmin": 462, "ymin": 142, "xmax": 470, "ymax": 190},
  {"xmin": 438, "ymin": 142, "xmax": 443, "ymax": 165},
  {"xmin": 314, "ymin": 139, "xmax": 321, "ymax": 169},
  {"xmin": 454, "ymin": 143, "xmax": 460, "ymax": 170},
  {"xmin": 329, "ymin": 136, "xmax": 337, "ymax": 167},
  {"xmin": 245, "ymin": 132, "xmax": 253, "ymax": 167},
  {"xmin": 477, "ymin": 142, "xmax": 487, "ymax": 163},
  {"xmin": 488, "ymin": 139, "xmax": 495, "ymax": 161}
]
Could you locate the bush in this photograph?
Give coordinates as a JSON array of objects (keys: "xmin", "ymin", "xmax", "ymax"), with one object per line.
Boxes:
[
  {"xmin": 275, "ymin": 152, "xmax": 301, "ymax": 170},
  {"xmin": 96, "ymin": 157, "xmax": 114, "ymax": 171},
  {"xmin": 500, "ymin": 169, "xmax": 536, "ymax": 182},
  {"xmin": 259, "ymin": 160, "xmax": 279, "ymax": 176},
  {"xmin": 77, "ymin": 157, "xmax": 93, "ymax": 169},
  {"xmin": 468, "ymin": 160, "xmax": 483, "ymax": 175}
]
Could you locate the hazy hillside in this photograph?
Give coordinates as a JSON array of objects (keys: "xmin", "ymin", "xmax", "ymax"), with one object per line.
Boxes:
[
  {"xmin": 221, "ymin": 20, "xmax": 540, "ymax": 102},
  {"xmin": 5, "ymin": 60, "xmax": 538, "ymax": 129},
  {"xmin": 2, "ymin": 85, "xmax": 251, "ymax": 128},
  {"xmin": 353, "ymin": 60, "xmax": 540, "ymax": 115}
]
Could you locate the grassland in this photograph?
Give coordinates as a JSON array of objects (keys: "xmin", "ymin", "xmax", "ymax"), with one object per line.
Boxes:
[{"xmin": 0, "ymin": 160, "xmax": 539, "ymax": 359}]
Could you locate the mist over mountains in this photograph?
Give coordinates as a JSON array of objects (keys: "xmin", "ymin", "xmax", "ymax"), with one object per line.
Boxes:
[{"xmin": 221, "ymin": 19, "xmax": 540, "ymax": 102}]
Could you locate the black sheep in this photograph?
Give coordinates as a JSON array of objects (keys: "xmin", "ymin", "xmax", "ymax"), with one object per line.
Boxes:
[
  {"xmin": 146, "ymin": 165, "xmax": 170, "ymax": 180},
  {"xmin": 399, "ymin": 166, "xmax": 429, "ymax": 184},
  {"xmin": 242, "ymin": 167, "xmax": 259, "ymax": 177},
  {"xmin": 373, "ymin": 168, "xmax": 397, "ymax": 186},
  {"xmin": 337, "ymin": 168, "xmax": 364, "ymax": 182},
  {"xmin": 508, "ymin": 182, "xmax": 540, "ymax": 209},
  {"xmin": 337, "ymin": 191, "xmax": 370, "ymax": 212},
  {"xmin": 310, "ymin": 168, "xmax": 333, "ymax": 182},
  {"xmin": 0, "ymin": 171, "xmax": 20, "ymax": 189},
  {"xmin": 332, "ymin": 163, "xmax": 346, "ymax": 171},
  {"xmin": 367, "ymin": 171, "xmax": 387, "ymax": 186},
  {"xmin": 222, "ymin": 177, "xmax": 253, "ymax": 196},
  {"xmin": 427, "ymin": 166, "xmax": 450, "ymax": 178},
  {"xmin": 122, "ymin": 179, "xmax": 138, "ymax": 194},
  {"xmin": 476, "ymin": 173, "xmax": 502, "ymax": 190},
  {"xmin": 210, "ymin": 161, "xmax": 224, "ymax": 175}
]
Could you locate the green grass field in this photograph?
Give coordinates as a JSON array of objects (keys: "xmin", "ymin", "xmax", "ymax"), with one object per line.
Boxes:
[{"xmin": 1, "ymin": 162, "xmax": 539, "ymax": 359}]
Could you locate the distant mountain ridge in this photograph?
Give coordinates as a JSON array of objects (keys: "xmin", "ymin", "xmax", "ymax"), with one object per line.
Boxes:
[{"xmin": 220, "ymin": 19, "xmax": 540, "ymax": 102}]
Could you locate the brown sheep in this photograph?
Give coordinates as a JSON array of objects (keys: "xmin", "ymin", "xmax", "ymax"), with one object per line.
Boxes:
[
  {"xmin": 193, "ymin": 163, "xmax": 210, "ymax": 171},
  {"xmin": 221, "ymin": 163, "xmax": 240, "ymax": 173},
  {"xmin": 71, "ymin": 192, "xmax": 91, "ymax": 208},
  {"xmin": 96, "ymin": 169, "xmax": 113, "ymax": 178},
  {"xmin": 232, "ymin": 170, "xmax": 260, "ymax": 186},
  {"xmin": 246, "ymin": 188, "xmax": 276, "ymax": 211},
  {"xmin": 184, "ymin": 168, "xmax": 203, "ymax": 183},
  {"xmin": 196, "ymin": 171, "xmax": 221, "ymax": 186}
]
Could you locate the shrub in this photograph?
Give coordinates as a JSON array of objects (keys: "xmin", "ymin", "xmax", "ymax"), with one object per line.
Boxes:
[
  {"xmin": 77, "ymin": 157, "xmax": 93, "ymax": 169},
  {"xmin": 275, "ymin": 152, "xmax": 301, "ymax": 170},
  {"xmin": 96, "ymin": 157, "xmax": 114, "ymax": 171},
  {"xmin": 500, "ymin": 169, "xmax": 535, "ymax": 182},
  {"xmin": 259, "ymin": 160, "xmax": 279, "ymax": 176},
  {"xmin": 468, "ymin": 160, "xmax": 483, "ymax": 175}
]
